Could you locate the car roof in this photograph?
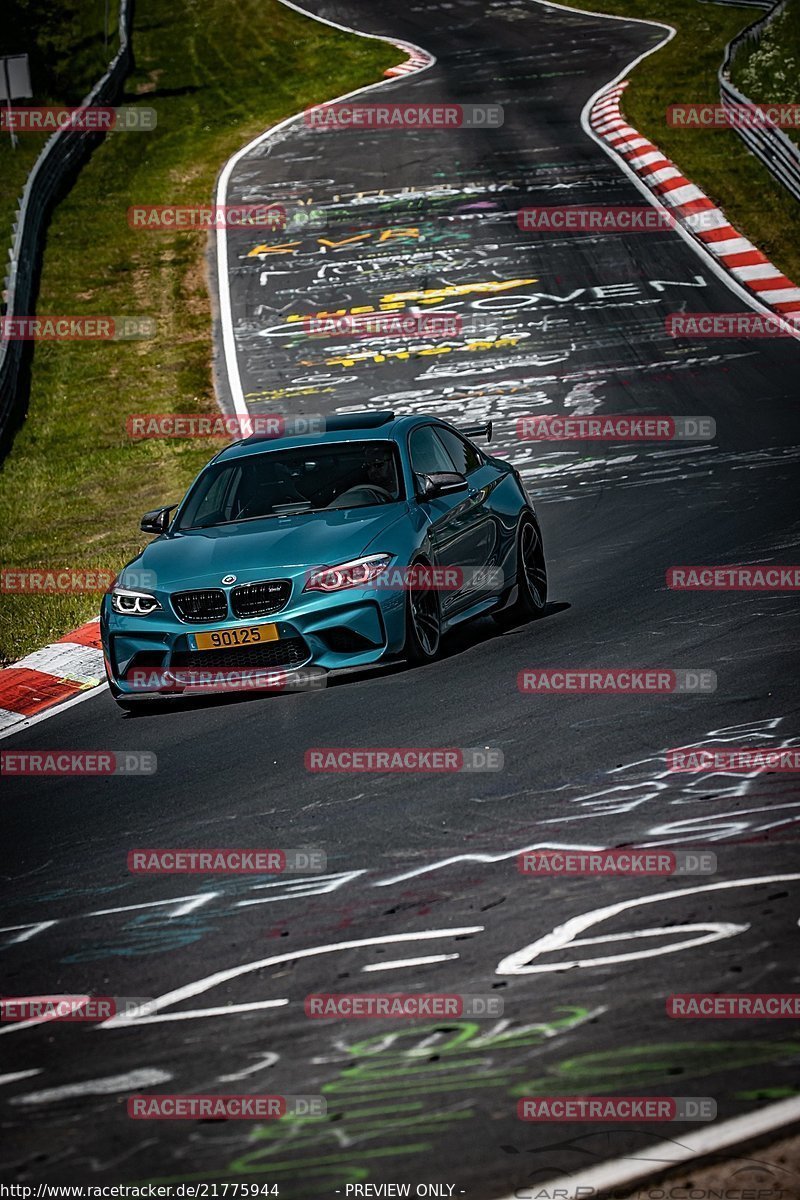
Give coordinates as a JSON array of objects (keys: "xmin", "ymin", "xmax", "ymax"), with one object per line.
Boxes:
[{"xmin": 214, "ymin": 411, "xmax": 437, "ymax": 463}]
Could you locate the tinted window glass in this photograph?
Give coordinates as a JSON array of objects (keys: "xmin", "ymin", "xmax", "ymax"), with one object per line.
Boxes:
[
  {"xmin": 409, "ymin": 426, "xmax": 456, "ymax": 475},
  {"xmin": 189, "ymin": 465, "xmax": 242, "ymax": 527},
  {"xmin": 176, "ymin": 442, "xmax": 403, "ymax": 530},
  {"xmin": 435, "ymin": 427, "xmax": 481, "ymax": 475}
]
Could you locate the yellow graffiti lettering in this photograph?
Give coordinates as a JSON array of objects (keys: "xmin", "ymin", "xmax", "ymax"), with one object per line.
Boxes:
[
  {"xmin": 378, "ymin": 227, "xmax": 420, "ymax": 242},
  {"xmin": 318, "ymin": 232, "xmax": 373, "ymax": 248},
  {"xmin": 247, "ymin": 241, "xmax": 301, "ymax": 257},
  {"xmin": 466, "ymin": 337, "xmax": 521, "ymax": 350},
  {"xmin": 244, "ymin": 385, "xmax": 331, "ymax": 401},
  {"xmin": 382, "ymin": 278, "xmax": 537, "ymax": 304}
]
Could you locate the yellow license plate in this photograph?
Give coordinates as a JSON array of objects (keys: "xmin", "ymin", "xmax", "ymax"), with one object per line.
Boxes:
[{"xmin": 194, "ymin": 624, "xmax": 279, "ymax": 651}]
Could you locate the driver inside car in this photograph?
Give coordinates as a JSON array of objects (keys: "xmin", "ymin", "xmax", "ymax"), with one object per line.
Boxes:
[
  {"xmin": 326, "ymin": 446, "xmax": 399, "ymax": 508},
  {"xmin": 234, "ymin": 461, "xmax": 308, "ymax": 519}
]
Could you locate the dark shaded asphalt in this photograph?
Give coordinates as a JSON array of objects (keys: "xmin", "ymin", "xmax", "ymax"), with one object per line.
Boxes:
[{"xmin": 2, "ymin": 0, "xmax": 800, "ymax": 1194}]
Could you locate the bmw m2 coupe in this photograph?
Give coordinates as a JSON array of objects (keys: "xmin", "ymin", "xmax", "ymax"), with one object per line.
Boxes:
[{"xmin": 101, "ymin": 411, "xmax": 547, "ymax": 709}]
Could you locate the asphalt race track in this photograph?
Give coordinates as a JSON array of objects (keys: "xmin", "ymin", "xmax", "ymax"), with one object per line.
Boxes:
[{"xmin": 3, "ymin": 0, "xmax": 800, "ymax": 1194}]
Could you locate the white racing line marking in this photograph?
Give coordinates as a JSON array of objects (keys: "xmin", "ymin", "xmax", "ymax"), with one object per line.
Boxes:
[
  {"xmin": 215, "ymin": 0, "xmax": 437, "ymax": 418},
  {"xmin": 217, "ymin": 1051, "xmax": 280, "ymax": 1082},
  {"xmin": 5, "ymin": 3, "xmax": 796, "ymax": 1186},
  {"xmin": 497, "ymin": 873, "xmax": 800, "ymax": 973},
  {"xmin": 9, "ymin": 1068, "xmax": 173, "ymax": 1107},
  {"xmin": 361, "ymin": 953, "xmax": 460, "ymax": 971},
  {"xmin": 0, "ymin": 7, "xmax": 434, "ymax": 740},
  {"xmin": 4, "ymin": 0, "xmax": 795, "ymax": 738},
  {"xmin": 529, "ymin": 0, "xmax": 800, "ymax": 340},
  {"xmin": 496, "ymin": 1094, "xmax": 800, "ymax": 1200},
  {"xmin": 97, "ymin": 927, "xmax": 483, "ymax": 1027}
]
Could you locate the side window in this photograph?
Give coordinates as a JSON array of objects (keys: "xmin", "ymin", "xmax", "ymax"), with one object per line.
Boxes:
[
  {"xmin": 182, "ymin": 465, "xmax": 241, "ymax": 528},
  {"xmin": 183, "ymin": 465, "xmax": 241, "ymax": 527},
  {"xmin": 435, "ymin": 427, "xmax": 482, "ymax": 475},
  {"xmin": 409, "ymin": 426, "xmax": 458, "ymax": 476}
]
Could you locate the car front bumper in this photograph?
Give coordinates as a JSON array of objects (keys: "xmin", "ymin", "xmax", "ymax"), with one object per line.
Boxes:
[{"xmin": 101, "ymin": 585, "xmax": 408, "ymax": 696}]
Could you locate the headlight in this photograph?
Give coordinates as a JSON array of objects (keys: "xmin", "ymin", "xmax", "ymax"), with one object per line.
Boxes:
[
  {"xmin": 111, "ymin": 587, "xmax": 162, "ymax": 615},
  {"xmin": 304, "ymin": 554, "xmax": 393, "ymax": 593}
]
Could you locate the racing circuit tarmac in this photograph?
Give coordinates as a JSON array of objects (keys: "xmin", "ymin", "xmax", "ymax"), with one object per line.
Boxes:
[{"xmin": 2, "ymin": 0, "xmax": 800, "ymax": 1194}]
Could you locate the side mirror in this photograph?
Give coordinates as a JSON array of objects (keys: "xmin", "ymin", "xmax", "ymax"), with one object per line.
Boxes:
[
  {"xmin": 418, "ymin": 472, "xmax": 469, "ymax": 501},
  {"xmin": 140, "ymin": 506, "xmax": 174, "ymax": 535}
]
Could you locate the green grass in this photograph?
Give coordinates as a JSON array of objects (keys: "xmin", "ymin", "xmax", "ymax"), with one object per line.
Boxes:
[
  {"xmin": 733, "ymin": 0, "xmax": 800, "ymax": 146},
  {"xmin": 0, "ymin": 0, "xmax": 116, "ymax": 249},
  {"xmin": 0, "ymin": 0, "xmax": 398, "ymax": 664},
  {"xmin": 578, "ymin": 0, "xmax": 800, "ymax": 285},
  {"xmin": 734, "ymin": 0, "xmax": 800, "ymax": 102}
]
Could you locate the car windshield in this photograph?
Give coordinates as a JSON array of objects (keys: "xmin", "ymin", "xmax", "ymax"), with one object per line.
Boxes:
[{"xmin": 175, "ymin": 441, "xmax": 403, "ymax": 531}]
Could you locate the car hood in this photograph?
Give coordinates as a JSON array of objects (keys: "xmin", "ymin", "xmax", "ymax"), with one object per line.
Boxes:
[{"xmin": 121, "ymin": 505, "xmax": 412, "ymax": 590}]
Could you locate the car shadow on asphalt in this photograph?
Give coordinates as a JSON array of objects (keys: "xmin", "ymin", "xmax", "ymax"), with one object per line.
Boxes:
[{"xmin": 117, "ymin": 600, "xmax": 570, "ymax": 716}]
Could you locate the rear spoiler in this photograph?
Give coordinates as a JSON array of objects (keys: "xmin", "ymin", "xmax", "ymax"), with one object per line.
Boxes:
[{"xmin": 458, "ymin": 421, "xmax": 492, "ymax": 443}]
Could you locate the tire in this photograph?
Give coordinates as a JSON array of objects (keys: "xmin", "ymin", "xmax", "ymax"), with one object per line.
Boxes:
[
  {"xmin": 493, "ymin": 514, "xmax": 547, "ymax": 626},
  {"xmin": 404, "ymin": 559, "xmax": 442, "ymax": 664}
]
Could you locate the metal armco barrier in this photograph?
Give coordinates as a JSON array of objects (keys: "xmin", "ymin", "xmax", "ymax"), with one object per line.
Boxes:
[
  {"xmin": 699, "ymin": 0, "xmax": 773, "ymax": 10},
  {"xmin": 0, "ymin": 0, "xmax": 135, "ymax": 456},
  {"xmin": 718, "ymin": 0, "xmax": 800, "ymax": 203}
]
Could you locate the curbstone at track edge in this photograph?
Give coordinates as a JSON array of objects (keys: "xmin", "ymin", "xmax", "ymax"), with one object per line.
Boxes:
[
  {"xmin": 0, "ymin": 7, "xmax": 436, "ymax": 725},
  {"xmin": 0, "ymin": 618, "xmax": 105, "ymax": 734},
  {"xmin": 589, "ymin": 82, "xmax": 800, "ymax": 321}
]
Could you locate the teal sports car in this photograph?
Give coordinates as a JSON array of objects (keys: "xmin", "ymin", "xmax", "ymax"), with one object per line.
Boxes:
[{"xmin": 101, "ymin": 411, "xmax": 547, "ymax": 709}]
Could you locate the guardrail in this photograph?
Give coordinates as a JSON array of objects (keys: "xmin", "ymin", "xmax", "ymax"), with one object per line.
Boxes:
[
  {"xmin": 718, "ymin": 0, "xmax": 800, "ymax": 202},
  {"xmin": 699, "ymin": 0, "xmax": 772, "ymax": 10},
  {"xmin": 0, "ymin": 0, "xmax": 134, "ymax": 456}
]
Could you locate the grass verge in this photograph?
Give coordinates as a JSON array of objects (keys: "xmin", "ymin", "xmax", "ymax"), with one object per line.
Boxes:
[
  {"xmin": 576, "ymin": 0, "xmax": 800, "ymax": 285},
  {"xmin": 0, "ymin": 0, "xmax": 115, "ymax": 249},
  {"xmin": 733, "ymin": 0, "xmax": 800, "ymax": 148},
  {"xmin": 0, "ymin": 0, "xmax": 398, "ymax": 664}
]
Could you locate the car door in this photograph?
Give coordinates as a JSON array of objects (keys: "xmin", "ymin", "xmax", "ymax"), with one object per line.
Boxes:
[
  {"xmin": 408, "ymin": 424, "xmax": 493, "ymax": 618},
  {"xmin": 433, "ymin": 424, "xmax": 506, "ymax": 605}
]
